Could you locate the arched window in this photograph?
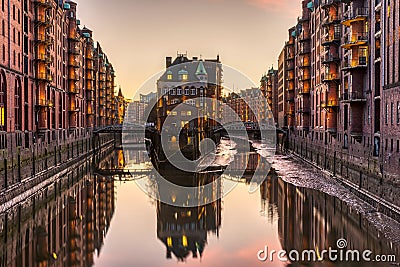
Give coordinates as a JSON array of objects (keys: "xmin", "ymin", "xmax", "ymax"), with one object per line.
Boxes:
[
  {"xmin": 0, "ymin": 70, "xmax": 7, "ymax": 131},
  {"xmin": 14, "ymin": 78, "xmax": 22, "ymax": 131}
]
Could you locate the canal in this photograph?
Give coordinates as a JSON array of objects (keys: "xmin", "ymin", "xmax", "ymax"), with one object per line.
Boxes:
[{"xmin": 0, "ymin": 140, "xmax": 399, "ymax": 266}]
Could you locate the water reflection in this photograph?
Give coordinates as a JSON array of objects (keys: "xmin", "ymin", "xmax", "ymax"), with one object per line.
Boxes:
[
  {"xmin": 273, "ymin": 175, "xmax": 400, "ymax": 266},
  {"xmin": 0, "ymin": 159, "xmax": 115, "ymax": 267},
  {"xmin": 0, "ymin": 147, "xmax": 399, "ymax": 267}
]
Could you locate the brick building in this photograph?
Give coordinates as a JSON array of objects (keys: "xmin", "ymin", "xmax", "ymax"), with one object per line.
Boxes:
[
  {"xmin": 0, "ymin": 0, "xmax": 123, "ymax": 139},
  {"xmin": 269, "ymin": 0, "xmax": 399, "ymax": 207}
]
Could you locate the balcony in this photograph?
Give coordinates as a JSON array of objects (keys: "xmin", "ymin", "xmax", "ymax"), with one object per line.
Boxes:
[
  {"xmin": 299, "ymin": 32, "xmax": 311, "ymax": 42},
  {"xmin": 35, "ymin": 15, "xmax": 52, "ymax": 27},
  {"xmin": 321, "ymin": 0, "xmax": 341, "ymax": 8},
  {"xmin": 86, "ymin": 61, "xmax": 95, "ymax": 70},
  {"xmin": 286, "ymin": 53, "xmax": 295, "ymax": 61},
  {"xmin": 68, "ymin": 33, "xmax": 80, "ymax": 42},
  {"xmin": 322, "ymin": 73, "xmax": 340, "ymax": 82},
  {"xmin": 341, "ymin": 57, "xmax": 367, "ymax": 71},
  {"xmin": 37, "ymin": 72, "xmax": 52, "ymax": 82},
  {"xmin": 35, "ymin": 33, "xmax": 53, "ymax": 45},
  {"xmin": 341, "ymin": 33, "xmax": 368, "ymax": 49},
  {"xmin": 321, "ymin": 100, "xmax": 339, "ymax": 108},
  {"xmin": 69, "ymin": 73, "xmax": 80, "ymax": 81},
  {"xmin": 33, "ymin": 0, "xmax": 52, "ymax": 9},
  {"xmin": 69, "ymin": 87, "xmax": 80, "ymax": 94},
  {"xmin": 36, "ymin": 53, "xmax": 52, "ymax": 63},
  {"xmin": 298, "ymin": 87, "xmax": 310, "ymax": 95},
  {"xmin": 342, "ymin": 8, "xmax": 369, "ymax": 26},
  {"xmin": 69, "ymin": 60, "xmax": 80, "ymax": 68},
  {"xmin": 322, "ymin": 33, "xmax": 341, "ymax": 46},
  {"xmin": 322, "ymin": 15, "xmax": 341, "ymax": 27},
  {"xmin": 299, "ymin": 74, "xmax": 311, "ymax": 81},
  {"xmin": 340, "ymin": 92, "xmax": 367, "ymax": 103},
  {"xmin": 299, "ymin": 46, "xmax": 311, "ymax": 55},
  {"xmin": 322, "ymin": 53, "xmax": 340, "ymax": 64},
  {"xmin": 36, "ymin": 99, "xmax": 53, "ymax": 107},
  {"xmin": 69, "ymin": 47, "xmax": 80, "ymax": 55}
]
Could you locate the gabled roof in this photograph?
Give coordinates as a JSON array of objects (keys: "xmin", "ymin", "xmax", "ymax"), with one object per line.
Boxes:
[{"xmin": 195, "ymin": 61, "xmax": 207, "ymax": 76}]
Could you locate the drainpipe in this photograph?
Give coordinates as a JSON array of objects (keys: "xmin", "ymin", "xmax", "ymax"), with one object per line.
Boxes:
[{"xmin": 8, "ymin": 0, "xmax": 11, "ymax": 67}]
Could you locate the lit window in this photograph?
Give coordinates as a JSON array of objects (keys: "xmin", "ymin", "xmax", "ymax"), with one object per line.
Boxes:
[
  {"xmin": 167, "ymin": 74, "xmax": 172, "ymax": 80},
  {"xmin": 182, "ymin": 74, "xmax": 188, "ymax": 80}
]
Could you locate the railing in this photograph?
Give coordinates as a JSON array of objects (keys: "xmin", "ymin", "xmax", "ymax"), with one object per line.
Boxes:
[
  {"xmin": 34, "ymin": 0, "xmax": 52, "ymax": 8},
  {"xmin": 321, "ymin": 100, "xmax": 339, "ymax": 108},
  {"xmin": 340, "ymin": 92, "xmax": 366, "ymax": 101},
  {"xmin": 37, "ymin": 99, "xmax": 53, "ymax": 107},
  {"xmin": 36, "ymin": 53, "xmax": 51, "ymax": 62},
  {"xmin": 322, "ymin": 53, "xmax": 340, "ymax": 63},
  {"xmin": 299, "ymin": 87, "xmax": 310, "ymax": 94},
  {"xmin": 322, "ymin": 15, "xmax": 340, "ymax": 26},
  {"xmin": 342, "ymin": 8, "xmax": 369, "ymax": 22},
  {"xmin": 342, "ymin": 57, "xmax": 367, "ymax": 69},
  {"xmin": 342, "ymin": 32, "xmax": 368, "ymax": 46},
  {"xmin": 35, "ymin": 14, "xmax": 52, "ymax": 26},
  {"xmin": 299, "ymin": 74, "xmax": 311, "ymax": 81},
  {"xmin": 322, "ymin": 33, "xmax": 341, "ymax": 45},
  {"xmin": 299, "ymin": 46, "xmax": 311, "ymax": 54},
  {"xmin": 37, "ymin": 72, "xmax": 52, "ymax": 81},
  {"xmin": 322, "ymin": 73, "xmax": 340, "ymax": 81},
  {"xmin": 320, "ymin": 0, "xmax": 341, "ymax": 7}
]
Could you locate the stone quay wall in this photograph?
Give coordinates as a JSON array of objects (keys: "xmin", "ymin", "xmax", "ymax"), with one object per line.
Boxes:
[{"xmin": 0, "ymin": 129, "xmax": 118, "ymax": 206}]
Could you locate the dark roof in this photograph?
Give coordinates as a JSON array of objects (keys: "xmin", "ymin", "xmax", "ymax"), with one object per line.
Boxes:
[{"xmin": 158, "ymin": 55, "xmax": 221, "ymax": 85}]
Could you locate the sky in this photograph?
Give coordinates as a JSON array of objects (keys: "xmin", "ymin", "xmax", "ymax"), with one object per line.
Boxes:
[{"xmin": 75, "ymin": 0, "xmax": 302, "ymax": 99}]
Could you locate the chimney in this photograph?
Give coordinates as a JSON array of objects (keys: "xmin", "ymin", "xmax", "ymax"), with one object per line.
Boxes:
[{"xmin": 166, "ymin": 57, "xmax": 172, "ymax": 68}]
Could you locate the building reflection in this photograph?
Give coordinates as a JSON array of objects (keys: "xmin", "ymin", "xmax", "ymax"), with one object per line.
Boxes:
[
  {"xmin": 155, "ymin": 167, "xmax": 222, "ymax": 262},
  {"xmin": 0, "ymin": 159, "xmax": 115, "ymax": 266},
  {"xmin": 269, "ymin": 175, "xmax": 400, "ymax": 265}
]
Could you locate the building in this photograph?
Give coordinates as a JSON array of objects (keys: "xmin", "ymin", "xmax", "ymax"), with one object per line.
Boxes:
[
  {"xmin": 155, "ymin": 53, "xmax": 223, "ymax": 157},
  {"xmin": 260, "ymin": 68, "xmax": 279, "ymax": 126},
  {"xmin": 269, "ymin": 0, "xmax": 400, "ymax": 208},
  {"xmin": 0, "ymin": 0, "xmax": 123, "ymax": 138},
  {"xmin": 140, "ymin": 92, "xmax": 156, "ymax": 104},
  {"xmin": 127, "ymin": 100, "xmax": 147, "ymax": 123},
  {"xmin": 277, "ymin": 48, "xmax": 287, "ymax": 128}
]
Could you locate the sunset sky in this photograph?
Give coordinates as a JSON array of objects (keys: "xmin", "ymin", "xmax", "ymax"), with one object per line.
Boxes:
[{"xmin": 75, "ymin": 0, "xmax": 301, "ymax": 99}]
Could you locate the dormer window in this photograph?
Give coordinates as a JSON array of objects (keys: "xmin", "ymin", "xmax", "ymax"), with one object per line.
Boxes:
[
  {"xmin": 167, "ymin": 71, "xmax": 173, "ymax": 80},
  {"xmin": 178, "ymin": 69, "xmax": 188, "ymax": 81}
]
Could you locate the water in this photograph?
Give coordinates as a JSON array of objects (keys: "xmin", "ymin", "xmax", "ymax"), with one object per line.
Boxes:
[{"xmin": 0, "ymin": 143, "xmax": 399, "ymax": 267}]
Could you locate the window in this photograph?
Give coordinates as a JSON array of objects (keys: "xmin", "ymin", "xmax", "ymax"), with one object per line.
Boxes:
[
  {"xmin": 0, "ymin": 71, "xmax": 6, "ymax": 130},
  {"xmin": 191, "ymin": 88, "xmax": 196, "ymax": 95},
  {"xmin": 167, "ymin": 71, "xmax": 172, "ymax": 80},
  {"xmin": 177, "ymin": 88, "xmax": 182, "ymax": 95},
  {"xmin": 184, "ymin": 88, "xmax": 189, "ymax": 95},
  {"xmin": 171, "ymin": 88, "xmax": 176, "ymax": 95},
  {"xmin": 385, "ymin": 103, "xmax": 389, "ymax": 124},
  {"xmin": 391, "ymin": 102, "xmax": 394, "ymax": 124},
  {"xmin": 397, "ymin": 101, "xmax": 400, "ymax": 124},
  {"xmin": 182, "ymin": 74, "xmax": 188, "ymax": 80},
  {"xmin": 1, "ymin": 20, "xmax": 4, "ymax": 36},
  {"xmin": 14, "ymin": 79, "xmax": 22, "ymax": 131}
]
